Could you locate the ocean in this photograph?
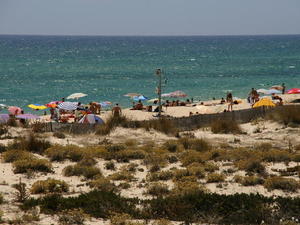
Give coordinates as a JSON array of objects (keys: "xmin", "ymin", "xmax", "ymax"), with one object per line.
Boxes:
[{"xmin": 0, "ymin": 35, "xmax": 300, "ymax": 110}]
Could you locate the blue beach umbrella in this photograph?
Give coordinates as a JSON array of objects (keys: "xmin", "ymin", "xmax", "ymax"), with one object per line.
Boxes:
[{"xmin": 133, "ymin": 95, "xmax": 148, "ymax": 101}]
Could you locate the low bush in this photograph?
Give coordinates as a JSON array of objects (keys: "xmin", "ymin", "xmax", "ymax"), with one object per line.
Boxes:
[
  {"xmin": 22, "ymin": 190, "xmax": 138, "ymax": 218},
  {"xmin": 96, "ymin": 115, "xmax": 131, "ymax": 136},
  {"xmin": 262, "ymin": 149, "xmax": 291, "ymax": 162},
  {"xmin": 236, "ymin": 159, "xmax": 266, "ymax": 175},
  {"xmin": 211, "ymin": 119, "xmax": 242, "ymax": 134},
  {"xmin": 163, "ymin": 140, "xmax": 178, "ymax": 152},
  {"xmin": 146, "ymin": 183, "xmax": 170, "ymax": 197},
  {"xmin": 147, "ymin": 171, "xmax": 173, "ymax": 182},
  {"xmin": 2, "ymin": 150, "xmax": 33, "ymax": 162},
  {"xmin": 109, "ymin": 170, "xmax": 135, "ymax": 182},
  {"xmin": 58, "ymin": 208, "xmax": 88, "ymax": 225},
  {"xmin": 9, "ymin": 134, "xmax": 51, "ymax": 154},
  {"xmin": 0, "ymin": 193, "xmax": 3, "ymax": 204},
  {"xmin": 13, "ymin": 158, "xmax": 52, "ymax": 174},
  {"xmin": 180, "ymin": 150, "xmax": 207, "ymax": 166},
  {"xmin": 88, "ymin": 177, "xmax": 117, "ymax": 193},
  {"xmin": 256, "ymin": 142, "xmax": 273, "ymax": 151},
  {"xmin": 187, "ymin": 164, "xmax": 206, "ymax": 178},
  {"xmin": 171, "ymin": 181, "xmax": 206, "ymax": 196},
  {"xmin": 268, "ymin": 105, "xmax": 300, "ymax": 125},
  {"xmin": 105, "ymin": 161, "xmax": 116, "ymax": 170},
  {"xmin": 53, "ymin": 132, "xmax": 66, "ymax": 139},
  {"xmin": 140, "ymin": 117, "xmax": 178, "ymax": 135},
  {"xmin": 45, "ymin": 145, "xmax": 84, "ymax": 162},
  {"xmin": 264, "ymin": 177, "xmax": 300, "ymax": 192},
  {"xmin": 112, "ymin": 150, "xmax": 146, "ymax": 162},
  {"xmin": 63, "ymin": 164, "xmax": 102, "ymax": 179},
  {"xmin": 206, "ymin": 173, "xmax": 225, "ymax": 183},
  {"xmin": 234, "ymin": 175, "xmax": 264, "ymax": 186},
  {"xmin": 143, "ymin": 150, "xmax": 168, "ymax": 167},
  {"xmin": 192, "ymin": 139, "xmax": 211, "ymax": 152},
  {"xmin": 0, "ymin": 125, "xmax": 8, "ymax": 136},
  {"xmin": 31, "ymin": 178, "xmax": 69, "ymax": 194}
]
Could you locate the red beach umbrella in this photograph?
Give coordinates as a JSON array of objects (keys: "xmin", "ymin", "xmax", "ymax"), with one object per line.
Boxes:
[{"xmin": 287, "ymin": 88, "xmax": 300, "ymax": 94}]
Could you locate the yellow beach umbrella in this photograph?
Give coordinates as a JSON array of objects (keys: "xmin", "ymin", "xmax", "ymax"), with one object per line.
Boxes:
[
  {"xmin": 28, "ymin": 104, "xmax": 48, "ymax": 110},
  {"xmin": 253, "ymin": 98, "xmax": 275, "ymax": 108}
]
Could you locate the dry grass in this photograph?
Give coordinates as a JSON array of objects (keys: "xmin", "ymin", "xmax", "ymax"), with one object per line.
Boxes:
[
  {"xmin": 88, "ymin": 177, "xmax": 117, "ymax": 192},
  {"xmin": 267, "ymin": 105, "xmax": 300, "ymax": 125},
  {"xmin": 146, "ymin": 182, "xmax": 170, "ymax": 196},
  {"xmin": 206, "ymin": 173, "xmax": 226, "ymax": 183},
  {"xmin": 63, "ymin": 164, "xmax": 102, "ymax": 179},
  {"xmin": 211, "ymin": 119, "xmax": 242, "ymax": 134},
  {"xmin": 13, "ymin": 158, "xmax": 53, "ymax": 174},
  {"xmin": 234, "ymin": 175, "xmax": 264, "ymax": 186}
]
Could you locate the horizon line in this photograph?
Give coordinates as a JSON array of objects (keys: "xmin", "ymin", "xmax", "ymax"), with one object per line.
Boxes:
[{"xmin": 1, "ymin": 33, "xmax": 300, "ymax": 37}]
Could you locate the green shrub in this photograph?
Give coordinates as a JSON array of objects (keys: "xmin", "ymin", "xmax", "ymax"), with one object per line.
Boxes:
[
  {"xmin": 0, "ymin": 125, "xmax": 8, "ymax": 136},
  {"xmin": 146, "ymin": 183, "xmax": 170, "ymax": 197},
  {"xmin": 106, "ymin": 144, "xmax": 126, "ymax": 153},
  {"xmin": 171, "ymin": 181, "xmax": 206, "ymax": 196},
  {"xmin": 180, "ymin": 150, "xmax": 206, "ymax": 166},
  {"xmin": 264, "ymin": 177, "xmax": 300, "ymax": 192},
  {"xmin": 63, "ymin": 164, "xmax": 102, "ymax": 179},
  {"xmin": 187, "ymin": 164, "xmax": 206, "ymax": 178},
  {"xmin": 191, "ymin": 139, "xmax": 211, "ymax": 152},
  {"xmin": 2, "ymin": 150, "xmax": 33, "ymax": 162},
  {"xmin": 31, "ymin": 178, "xmax": 69, "ymax": 194},
  {"xmin": 113, "ymin": 150, "xmax": 146, "ymax": 162},
  {"xmin": 211, "ymin": 119, "xmax": 242, "ymax": 134},
  {"xmin": 13, "ymin": 158, "xmax": 52, "ymax": 173},
  {"xmin": 88, "ymin": 177, "xmax": 117, "ymax": 193},
  {"xmin": 143, "ymin": 150, "xmax": 168, "ymax": 167},
  {"xmin": 206, "ymin": 173, "xmax": 225, "ymax": 183}
]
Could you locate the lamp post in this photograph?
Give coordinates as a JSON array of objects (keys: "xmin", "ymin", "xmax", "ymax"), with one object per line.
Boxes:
[{"xmin": 155, "ymin": 69, "xmax": 162, "ymax": 117}]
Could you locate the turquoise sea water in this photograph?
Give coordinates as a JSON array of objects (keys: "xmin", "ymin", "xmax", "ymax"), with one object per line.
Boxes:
[{"xmin": 0, "ymin": 35, "xmax": 300, "ymax": 110}]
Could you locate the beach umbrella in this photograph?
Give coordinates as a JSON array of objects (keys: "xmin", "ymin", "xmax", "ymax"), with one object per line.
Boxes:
[
  {"xmin": 16, "ymin": 114, "xmax": 40, "ymax": 120},
  {"xmin": 67, "ymin": 93, "xmax": 87, "ymax": 100},
  {"xmin": 28, "ymin": 104, "xmax": 48, "ymax": 110},
  {"xmin": 257, "ymin": 89, "xmax": 281, "ymax": 95},
  {"xmin": 124, "ymin": 93, "xmax": 140, "ymax": 97},
  {"xmin": 253, "ymin": 98, "xmax": 275, "ymax": 108},
  {"xmin": 58, "ymin": 102, "xmax": 78, "ymax": 111},
  {"xmin": 287, "ymin": 88, "xmax": 300, "ymax": 94},
  {"xmin": 147, "ymin": 98, "xmax": 159, "ymax": 103},
  {"xmin": 0, "ymin": 114, "xmax": 9, "ymax": 123},
  {"xmin": 8, "ymin": 106, "xmax": 22, "ymax": 115},
  {"xmin": 133, "ymin": 95, "xmax": 148, "ymax": 101}
]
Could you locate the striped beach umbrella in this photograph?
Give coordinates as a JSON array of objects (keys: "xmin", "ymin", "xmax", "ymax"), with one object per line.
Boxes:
[{"xmin": 58, "ymin": 102, "xmax": 78, "ymax": 111}]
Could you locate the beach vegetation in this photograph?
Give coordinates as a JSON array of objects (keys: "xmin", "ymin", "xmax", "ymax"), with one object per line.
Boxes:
[
  {"xmin": 58, "ymin": 208, "xmax": 88, "ymax": 225},
  {"xmin": 153, "ymin": 219, "xmax": 172, "ymax": 225},
  {"xmin": 109, "ymin": 149, "xmax": 146, "ymax": 163},
  {"xmin": 109, "ymin": 170, "xmax": 135, "ymax": 182},
  {"xmin": 63, "ymin": 163, "xmax": 102, "ymax": 180},
  {"xmin": 146, "ymin": 182, "xmax": 170, "ymax": 197},
  {"xmin": 268, "ymin": 105, "xmax": 300, "ymax": 125},
  {"xmin": 2, "ymin": 149, "xmax": 33, "ymax": 162},
  {"xmin": 234, "ymin": 175, "xmax": 265, "ymax": 186},
  {"xmin": 180, "ymin": 150, "xmax": 207, "ymax": 166},
  {"xmin": 264, "ymin": 177, "xmax": 300, "ymax": 192},
  {"xmin": 12, "ymin": 181, "xmax": 29, "ymax": 202},
  {"xmin": 45, "ymin": 144, "xmax": 84, "ymax": 162},
  {"xmin": 31, "ymin": 121, "xmax": 46, "ymax": 133},
  {"xmin": 147, "ymin": 170, "xmax": 173, "ymax": 182},
  {"xmin": 0, "ymin": 193, "xmax": 3, "ymax": 204},
  {"xmin": 8, "ymin": 134, "xmax": 51, "ymax": 154},
  {"xmin": 21, "ymin": 207, "xmax": 40, "ymax": 223},
  {"xmin": 261, "ymin": 149, "xmax": 291, "ymax": 162},
  {"xmin": 236, "ymin": 159, "xmax": 266, "ymax": 175},
  {"xmin": 7, "ymin": 117, "xmax": 17, "ymax": 127},
  {"xmin": 206, "ymin": 173, "xmax": 225, "ymax": 183},
  {"xmin": 171, "ymin": 181, "xmax": 206, "ymax": 196},
  {"xmin": 163, "ymin": 140, "xmax": 178, "ymax": 152},
  {"xmin": 13, "ymin": 158, "xmax": 53, "ymax": 174},
  {"xmin": 53, "ymin": 132, "xmax": 66, "ymax": 139},
  {"xmin": 211, "ymin": 119, "xmax": 242, "ymax": 134},
  {"xmin": 255, "ymin": 142, "xmax": 273, "ymax": 151},
  {"xmin": 88, "ymin": 177, "xmax": 117, "ymax": 193},
  {"xmin": 30, "ymin": 178, "xmax": 69, "ymax": 194},
  {"xmin": 105, "ymin": 161, "xmax": 116, "ymax": 170},
  {"xmin": 0, "ymin": 124, "xmax": 8, "ymax": 136}
]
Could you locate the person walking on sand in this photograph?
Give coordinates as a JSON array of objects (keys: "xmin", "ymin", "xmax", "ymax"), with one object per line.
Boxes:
[
  {"xmin": 226, "ymin": 92, "xmax": 233, "ymax": 112},
  {"xmin": 282, "ymin": 83, "xmax": 286, "ymax": 94},
  {"xmin": 112, "ymin": 103, "xmax": 122, "ymax": 117}
]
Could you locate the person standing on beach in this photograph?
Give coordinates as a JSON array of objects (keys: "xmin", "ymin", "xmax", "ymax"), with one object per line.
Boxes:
[
  {"xmin": 112, "ymin": 103, "xmax": 122, "ymax": 117},
  {"xmin": 226, "ymin": 92, "xmax": 233, "ymax": 111},
  {"xmin": 282, "ymin": 83, "xmax": 286, "ymax": 94}
]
